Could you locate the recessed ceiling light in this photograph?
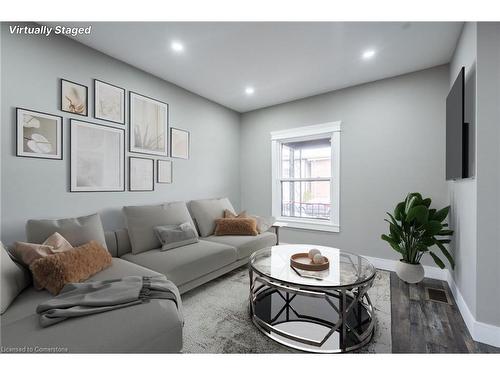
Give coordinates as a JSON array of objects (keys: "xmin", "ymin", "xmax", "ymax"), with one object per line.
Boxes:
[
  {"xmin": 245, "ymin": 87, "xmax": 255, "ymax": 95},
  {"xmin": 171, "ymin": 41, "xmax": 184, "ymax": 52},
  {"xmin": 362, "ymin": 49, "xmax": 376, "ymax": 60}
]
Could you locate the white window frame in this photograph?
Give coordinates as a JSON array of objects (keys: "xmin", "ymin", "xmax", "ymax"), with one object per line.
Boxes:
[{"xmin": 271, "ymin": 121, "xmax": 341, "ymax": 232}]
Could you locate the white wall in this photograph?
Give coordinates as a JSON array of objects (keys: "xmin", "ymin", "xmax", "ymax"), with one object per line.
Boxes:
[
  {"xmin": 1, "ymin": 24, "xmax": 241, "ymax": 245},
  {"xmin": 240, "ymin": 65, "xmax": 450, "ymax": 264},
  {"xmin": 448, "ymin": 22, "xmax": 478, "ymax": 318}
]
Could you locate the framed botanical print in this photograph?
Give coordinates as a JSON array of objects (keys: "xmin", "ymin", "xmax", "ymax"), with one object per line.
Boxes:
[
  {"xmin": 16, "ymin": 108, "xmax": 63, "ymax": 160},
  {"xmin": 170, "ymin": 127, "xmax": 190, "ymax": 159},
  {"xmin": 129, "ymin": 92, "xmax": 168, "ymax": 156},
  {"xmin": 70, "ymin": 119, "xmax": 125, "ymax": 192},
  {"xmin": 61, "ymin": 79, "xmax": 88, "ymax": 116},
  {"xmin": 94, "ymin": 79, "xmax": 125, "ymax": 125},
  {"xmin": 157, "ymin": 159, "xmax": 172, "ymax": 184},
  {"xmin": 129, "ymin": 157, "xmax": 154, "ymax": 191}
]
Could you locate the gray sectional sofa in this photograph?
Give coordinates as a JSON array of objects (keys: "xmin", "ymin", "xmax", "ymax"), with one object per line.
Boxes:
[
  {"xmin": 116, "ymin": 231, "xmax": 276, "ymax": 294},
  {"xmin": 0, "ymin": 198, "xmax": 276, "ymax": 353}
]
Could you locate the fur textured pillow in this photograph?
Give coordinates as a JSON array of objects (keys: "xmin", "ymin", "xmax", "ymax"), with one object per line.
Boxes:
[
  {"xmin": 214, "ymin": 218, "xmax": 258, "ymax": 236},
  {"xmin": 224, "ymin": 210, "xmax": 275, "ymax": 233},
  {"xmin": 30, "ymin": 241, "xmax": 112, "ymax": 295}
]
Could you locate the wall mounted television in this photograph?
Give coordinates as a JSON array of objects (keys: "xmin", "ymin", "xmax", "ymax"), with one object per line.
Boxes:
[{"xmin": 446, "ymin": 66, "xmax": 468, "ymax": 180}]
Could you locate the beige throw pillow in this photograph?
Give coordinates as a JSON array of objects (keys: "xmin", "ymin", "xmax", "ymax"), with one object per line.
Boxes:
[
  {"xmin": 13, "ymin": 232, "xmax": 73, "ymax": 267},
  {"xmin": 224, "ymin": 209, "xmax": 248, "ymax": 219}
]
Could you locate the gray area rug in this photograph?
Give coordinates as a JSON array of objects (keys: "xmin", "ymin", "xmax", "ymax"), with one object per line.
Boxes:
[{"xmin": 182, "ymin": 267, "xmax": 391, "ymax": 353}]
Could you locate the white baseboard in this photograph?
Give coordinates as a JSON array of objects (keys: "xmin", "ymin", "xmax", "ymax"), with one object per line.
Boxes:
[
  {"xmin": 363, "ymin": 254, "xmax": 500, "ymax": 348},
  {"xmin": 445, "ymin": 271, "xmax": 500, "ymax": 348}
]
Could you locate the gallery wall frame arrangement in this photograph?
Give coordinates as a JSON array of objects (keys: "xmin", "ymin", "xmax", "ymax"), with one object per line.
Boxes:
[
  {"xmin": 14, "ymin": 76, "xmax": 184, "ymax": 193},
  {"xmin": 157, "ymin": 159, "xmax": 173, "ymax": 184},
  {"xmin": 94, "ymin": 79, "xmax": 126, "ymax": 125},
  {"xmin": 61, "ymin": 79, "xmax": 88, "ymax": 117},
  {"xmin": 16, "ymin": 108, "xmax": 63, "ymax": 160},
  {"xmin": 170, "ymin": 127, "xmax": 190, "ymax": 159},
  {"xmin": 129, "ymin": 91, "xmax": 169, "ymax": 157},
  {"xmin": 129, "ymin": 156, "xmax": 155, "ymax": 191},
  {"xmin": 70, "ymin": 119, "xmax": 125, "ymax": 192}
]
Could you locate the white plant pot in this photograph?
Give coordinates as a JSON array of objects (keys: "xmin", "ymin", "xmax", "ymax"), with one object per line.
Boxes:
[{"xmin": 395, "ymin": 261, "xmax": 424, "ymax": 284}]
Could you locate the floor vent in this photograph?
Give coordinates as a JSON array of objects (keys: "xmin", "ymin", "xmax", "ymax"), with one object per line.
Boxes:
[{"xmin": 425, "ymin": 287, "xmax": 452, "ymax": 305}]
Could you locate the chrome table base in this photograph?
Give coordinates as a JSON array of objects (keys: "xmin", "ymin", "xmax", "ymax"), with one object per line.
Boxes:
[{"xmin": 249, "ymin": 269, "xmax": 376, "ymax": 353}]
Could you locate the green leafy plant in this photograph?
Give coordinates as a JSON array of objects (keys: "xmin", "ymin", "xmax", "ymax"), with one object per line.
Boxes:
[{"xmin": 381, "ymin": 193, "xmax": 454, "ymax": 269}]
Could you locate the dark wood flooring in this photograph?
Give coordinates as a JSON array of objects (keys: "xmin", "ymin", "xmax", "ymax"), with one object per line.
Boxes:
[{"xmin": 389, "ymin": 272, "xmax": 500, "ymax": 353}]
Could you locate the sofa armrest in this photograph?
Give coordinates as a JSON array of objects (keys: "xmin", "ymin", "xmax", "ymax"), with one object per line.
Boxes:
[{"xmin": 270, "ymin": 221, "xmax": 287, "ymax": 245}]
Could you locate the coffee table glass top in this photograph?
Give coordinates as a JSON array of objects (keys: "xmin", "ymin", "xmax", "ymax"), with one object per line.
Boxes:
[{"xmin": 250, "ymin": 244, "xmax": 375, "ymax": 288}]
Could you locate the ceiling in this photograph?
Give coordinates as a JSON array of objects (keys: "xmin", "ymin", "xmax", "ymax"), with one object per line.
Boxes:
[{"xmin": 48, "ymin": 22, "xmax": 463, "ymax": 112}]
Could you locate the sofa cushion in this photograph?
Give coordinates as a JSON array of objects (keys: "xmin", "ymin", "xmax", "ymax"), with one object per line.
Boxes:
[
  {"xmin": 189, "ymin": 198, "xmax": 235, "ymax": 237},
  {"xmin": 26, "ymin": 213, "xmax": 107, "ymax": 250},
  {"xmin": 123, "ymin": 202, "xmax": 196, "ymax": 254},
  {"xmin": 0, "ymin": 258, "xmax": 182, "ymax": 353},
  {"xmin": 121, "ymin": 240, "xmax": 237, "ymax": 287},
  {"xmin": 1, "ymin": 243, "xmax": 31, "ymax": 314},
  {"xmin": 204, "ymin": 232, "xmax": 277, "ymax": 260}
]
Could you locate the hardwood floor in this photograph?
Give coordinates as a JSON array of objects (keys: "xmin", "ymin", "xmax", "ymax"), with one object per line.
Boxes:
[{"xmin": 389, "ymin": 272, "xmax": 500, "ymax": 353}]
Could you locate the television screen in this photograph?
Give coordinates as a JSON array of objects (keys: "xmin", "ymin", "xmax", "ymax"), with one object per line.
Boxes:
[{"xmin": 446, "ymin": 67, "xmax": 466, "ymax": 180}]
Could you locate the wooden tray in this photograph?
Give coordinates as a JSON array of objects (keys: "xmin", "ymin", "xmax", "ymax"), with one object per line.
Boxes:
[{"xmin": 290, "ymin": 253, "xmax": 329, "ymax": 271}]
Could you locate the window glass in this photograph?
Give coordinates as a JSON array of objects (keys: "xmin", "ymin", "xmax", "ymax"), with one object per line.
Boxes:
[
  {"xmin": 281, "ymin": 181, "xmax": 331, "ymax": 220},
  {"xmin": 281, "ymin": 138, "xmax": 331, "ymax": 179}
]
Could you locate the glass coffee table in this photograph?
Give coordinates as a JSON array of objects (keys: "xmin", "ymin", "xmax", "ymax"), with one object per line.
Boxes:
[{"xmin": 249, "ymin": 244, "xmax": 376, "ymax": 353}]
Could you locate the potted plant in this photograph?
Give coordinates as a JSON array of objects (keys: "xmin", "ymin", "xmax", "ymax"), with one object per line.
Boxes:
[{"xmin": 381, "ymin": 192, "xmax": 454, "ymax": 283}]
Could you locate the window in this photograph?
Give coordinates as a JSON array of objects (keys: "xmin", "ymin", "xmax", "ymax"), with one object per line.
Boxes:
[{"xmin": 271, "ymin": 122, "xmax": 340, "ymax": 232}]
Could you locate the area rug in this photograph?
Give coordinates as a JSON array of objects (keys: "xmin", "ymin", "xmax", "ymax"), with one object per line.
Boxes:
[{"xmin": 181, "ymin": 267, "xmax": 391, "ymax": 353}]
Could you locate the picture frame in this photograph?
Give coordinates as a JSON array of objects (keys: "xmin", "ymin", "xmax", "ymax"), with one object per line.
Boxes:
[
  {"xmin": 94, "ymin": 79, "xmax": 126, "ymax": 125},
  {"xmin": 129, "ymin": 91, "xmax": 168, "ymax": 156},
  {"xmin": 70, "ymin": 119, "xmax": 125, "ymax": 192},
  {"xmin": 157, "ymin": 159, "xmax": 173, "ymax": 184},
  {"xmin": 129, "ymin": 156, "xmax": 154, "ymax": 191},
  {"xmin": 170, "ymin": 127, "xmax": 190, "ymax": 159},
  {"xmin": 61, "ymin": 79, "xmax": 88, "ymax": 116},
  {"xmin": 16, "ymin": 108, "xmax": 63, "ymax": 160}
]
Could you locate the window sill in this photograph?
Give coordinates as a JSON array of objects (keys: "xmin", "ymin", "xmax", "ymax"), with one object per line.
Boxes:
[{"xmin": 275, "ymin": 217, "xmax": 340, "ymax": 233}]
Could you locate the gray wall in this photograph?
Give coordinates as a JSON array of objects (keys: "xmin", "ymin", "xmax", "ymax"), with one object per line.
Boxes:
[
  {"xmin": 0, "ymin": 24, "xmax": 3, "ymax": 241},
  {"xmin": 0, "ymin": 23, "xmax": 241, "ymax": 245},
  {"xmin": 240, "ymin": 65, "xmax": 450, "ymax": 263},
  {"xmin": 475, "ymin": 22, "xmax": 500, "ymax": 326},
  {"xmin": 448, "ymin": 22, "xmax": 500, "ymax": 328},
  {"xmin": 448, "ymin": 22, "xmax": 478, "ymax": 317}
]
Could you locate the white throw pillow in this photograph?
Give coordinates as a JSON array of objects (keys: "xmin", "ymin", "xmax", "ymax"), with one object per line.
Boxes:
[{"xmin": 253, "ymin": 215, "xmax": 276, "ymax": 233}]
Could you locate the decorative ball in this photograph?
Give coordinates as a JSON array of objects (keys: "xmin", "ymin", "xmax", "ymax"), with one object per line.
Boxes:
[
  {"xmin": 308, "ymin": 249, "xmax": 321, "ymax": 259},
  {"xmin": 312, "ymin": 254, "xmax": 325, "ymax": 264}
]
